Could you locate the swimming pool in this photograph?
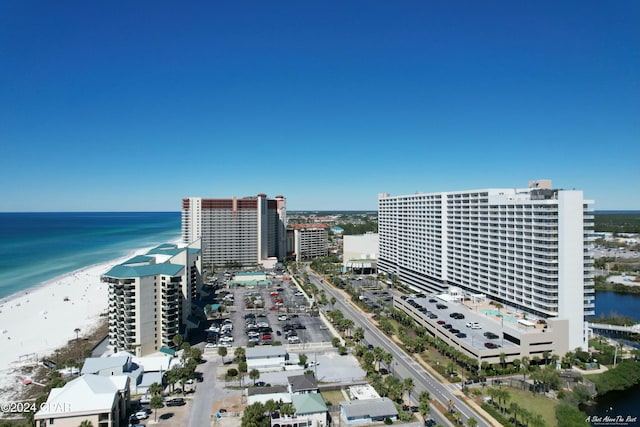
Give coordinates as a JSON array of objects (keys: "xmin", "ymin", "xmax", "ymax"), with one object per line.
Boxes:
[{"xmin": 480, "ymin": 309, "xmax": 518, "ymax": 323}]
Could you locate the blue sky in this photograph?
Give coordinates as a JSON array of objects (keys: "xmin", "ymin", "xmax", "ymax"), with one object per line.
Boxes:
[{"xmin": 1, "ymin": 1, "xmax": 638, "ymax": 211}]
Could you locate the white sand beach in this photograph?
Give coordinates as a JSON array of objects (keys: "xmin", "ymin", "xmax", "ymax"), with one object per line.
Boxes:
[{"xmin": 0, "ymin": 247, "xmax": 154, "ymax": 400}]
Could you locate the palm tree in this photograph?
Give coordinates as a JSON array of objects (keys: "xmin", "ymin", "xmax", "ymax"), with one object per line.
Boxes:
[
  {"xmin": 353, "ymin": 327, "xmax": 365, "ymax": 343},
  {"xmin": 249, "ymin": 369, "xmax": 260, "ymax": 385},
  {"xmin": 280, "ymin": 402, "xmax": 296, "ymax": 418},
  {"xmin": 74, "ymin": 327, "xmax": 81, "ymax": 358},
  {"xmin": 530, "ymin": 412, "xmax": 545, "ymax": 427},
  {"xmin": 519, "ymin": 407, "xmax": 532, "ymax": 427},
  {"xmin": 78, "ymin": 421, "xmax": 93, "ymax": 427},
  {"xmin": 218, "ymin": 346, "xmax": 228, "ymax": 363},
  {"xmin": 496, "ymin": 389, "xmax": 510, "ymax": 414},
  {"xmin": 467, "ymin": 417, "xmax": 478, "ymax": 427},
  {"xmin": 149, "ymin": 381, "xmax": 163, "ymax": 397},
  {"xmin": 150, "ymin": 394, "xmax": 164, "ymax": 422},
  {"xmin": 499, "ymin": 352, "xmax": 507, "ymax": 369},
  {"xmin": 510, "ymin": 402, "xmax": 520, "ymax": 425},
  {"xmin": 521, "ymin": 356, "xmax": 530, "ymax": 380},
  {"xmin": 373, "ymin": 347, "xmax": 385, "ymax": 370},
  {"xmin": 402, "ymin": 377, "xmax": 414, "ymax": 401},
  {"xmin": 383, "ymin": 351, "xmax": 393, "ymax": 371},
  {"xmin": 234, "ymin": 346, "xmax": 246, "ymax": 362},
  {"xmin": 172, "ymin": 333, "xmax": 183, "ymax": 348}
]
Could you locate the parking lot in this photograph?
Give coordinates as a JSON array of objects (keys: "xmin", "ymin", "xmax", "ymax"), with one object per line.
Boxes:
[
  {"xmin": 401, "ymin": 295, "xmax": 518, "ymax": 350},
  {"xmin": 197, "ymin": 271, "xmax": 336, "ymax": 351}
]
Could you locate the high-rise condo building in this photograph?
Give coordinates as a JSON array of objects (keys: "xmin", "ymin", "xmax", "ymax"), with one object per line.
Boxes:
[
  {"xmin": 181, "ymin": 194, "xmax": 287, "ymax": 268},
  {"xmin": 378, "ymin": 180, "xmax": 594, "ymax": 350},
  {"xmin": 287, "ymin": 224, "xmax": 329, "ymax": 261},
  {"xmin": 101, "ymin": 242, "xmax": 202, "ymax": 356}
]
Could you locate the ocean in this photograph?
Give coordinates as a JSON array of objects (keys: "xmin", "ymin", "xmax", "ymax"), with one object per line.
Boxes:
[{"xmin": 0, "ymin": 212, "xmax": 181, "ymax": 300}]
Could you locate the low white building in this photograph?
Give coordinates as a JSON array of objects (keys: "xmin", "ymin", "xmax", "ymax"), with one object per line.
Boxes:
[
  {"xmin": 343, "ymin": 233, "xmax": 378, "ymax": 274},
  {"xmin": 246, "ymin": 346, "xmax": 288, "ymax": 372},
  {"xmin": 340, "ymin": 397, "xmax": 398, "ymax": 425},
  {"xmin": 35, "ymin": 375, "xmax": 130, "ymax": 427},
  {"xmin": 247, "ymin": 385, "xmax": 291, "ymax": 405}
]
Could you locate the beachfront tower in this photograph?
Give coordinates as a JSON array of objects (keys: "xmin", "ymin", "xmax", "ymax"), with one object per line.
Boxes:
[
  {"xmin": 378, "ymin": 180, "xmax": 594, "ymax": 350},
  {"xmin": 102, "ymin": 241, "xmax": 202, "ymax": 357},
  {"xmin": 181, "ymin": 194, "xmax": 287, "ymax": 269}
]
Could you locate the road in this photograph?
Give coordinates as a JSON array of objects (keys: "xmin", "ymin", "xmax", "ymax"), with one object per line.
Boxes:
[
  {"xmin": 304, "ymin": 266, "xmax": 491, "ymax": 427},
  {"xmin": 186, "ymin": 353, "xmax": 227, "ymax": 427}
]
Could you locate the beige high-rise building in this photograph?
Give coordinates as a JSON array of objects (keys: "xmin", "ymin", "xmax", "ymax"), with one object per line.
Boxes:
[
  {"xmin": 101, "ymin": 241, "xmax": 202, "ymax": 356},
  {"xmin": 181, "ymin": 194, "xmax": 287, "ymax": 268}
]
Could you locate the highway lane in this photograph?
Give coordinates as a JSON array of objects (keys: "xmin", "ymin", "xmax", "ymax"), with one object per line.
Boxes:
[{"xmin": 305, "ymin": 267, "xmax": 491, "ymax": 427}]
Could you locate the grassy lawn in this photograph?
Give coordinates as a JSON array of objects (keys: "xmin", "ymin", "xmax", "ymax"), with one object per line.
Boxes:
[
  {"xmin": 491, "ymin": 386, "xmax": 557, "ymax": 427},
  {"xmin": 321, "ymin": 389, "xmax": 347, "ymax": 406}
]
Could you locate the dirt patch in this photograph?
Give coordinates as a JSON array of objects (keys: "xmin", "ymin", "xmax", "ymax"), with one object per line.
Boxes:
[{"xmin": 212, "ymin": 393, "xmax": 246, "ymax": 415}]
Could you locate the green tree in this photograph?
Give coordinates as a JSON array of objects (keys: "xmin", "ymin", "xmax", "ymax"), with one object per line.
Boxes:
[
  {"xmin": 521, "ymin": 356, "xmax": 530, "ymax": 380},
  {"xmin": 249, "ymin": 369, "xmax": 261, "ymax": 385},
  {"xmin": 150, "ymin": 394, "xmax": 164, "ymax": 422},
  {"xmin": 241, "ymin": 402, "xmax": 270, "ymax": 427},
  {"xmin": 166, "ymin": 366, "xmax": 182, "ymax": 393},
  {"xmin": 402, "ymin": 377, "xmax": 415, "ymax": 401},
  {"xmin": 280, "ymin": 402, "xmax": 296, "ymax": 417},
  {"xmin": 353, "ymin": 326, "xmax": 365, "ymax": 343},
  {"xmin": 234, "ymin": 346, "xmax": 246, "ymax": 362},
  {"xmin": 510, "ymin": 402, "xmax": 520, "ymax": 425},
  {"xmin": 298, "ymin": 353, "xmax": 308, "ymax": 366},
  {"xmin": 467, "ymin": 417, "xmax": 478, "ymax": 427},
  {"xmin": 78, "ymin": 421, "xmax": 93, "ymax": 427},
  {"xmin": 218, "ymin": 346, "xmax": 228, "ymax": 362},
  {"xmin": 238, "ymin": 360, "xmax": 248, "ymax": 374},
  {"xmin": 172, "ymin": 333, "xmax": 183, "ymax": 348},
  {"xmin": 148, "ymin": 381, "xmax": 163, "ymax": 397}
]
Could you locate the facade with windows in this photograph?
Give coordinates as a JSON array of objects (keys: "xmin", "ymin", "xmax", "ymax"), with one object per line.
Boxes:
[
  {"xmin": 102, "ymin": 242, "xmax": 202, "ymax": 356},
  {"xmin": 378, "ymin": 180, "xmax": 594, "ymax": 350},
  {"xmin": 182, "ymin": 194, "xmax": 287, "ymax": 268},
  {"xmin": 287, "ymin": 224, "xmax": 329, "ymax": 261}
]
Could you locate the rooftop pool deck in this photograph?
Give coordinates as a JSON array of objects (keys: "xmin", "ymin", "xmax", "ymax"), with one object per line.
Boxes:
[{"xmin": 479, "ymin": 308, "xmax": 518, "ymax": 323}]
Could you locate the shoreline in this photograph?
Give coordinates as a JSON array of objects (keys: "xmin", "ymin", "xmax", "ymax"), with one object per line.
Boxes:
[{"xmin": 0, "ymin": 239, "xmax": 181, "ymax": 401}]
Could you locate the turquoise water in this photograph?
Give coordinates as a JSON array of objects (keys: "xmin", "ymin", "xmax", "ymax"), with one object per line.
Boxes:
[
  {"xmin": 479, "ymin": 308, "xmax": 518, "ymax": 323},
  {"xmin": 0, "ymin": 212, "xmax": 181, "ymax": 300}
]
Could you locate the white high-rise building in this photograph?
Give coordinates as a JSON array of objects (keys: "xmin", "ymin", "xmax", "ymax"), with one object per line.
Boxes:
[
  {"xmin": 378, "ymin": 180, "xmax": 594, "ymax": 350},
  {"xmin": 182, "ymin": 194, "xmax": 287, "ymax": 268}
]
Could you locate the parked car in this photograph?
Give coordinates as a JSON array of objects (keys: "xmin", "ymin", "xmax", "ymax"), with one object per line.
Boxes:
[
  {"xmin": 166, "ymin": 397, "xmax": 186, "ymax": 407},
  {"xmin": 133, "ymin": 410, "xmax": 148, "ymax": 420}
]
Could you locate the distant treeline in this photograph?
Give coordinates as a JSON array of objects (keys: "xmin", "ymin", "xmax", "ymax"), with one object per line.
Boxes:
[
  {"xmin": 595, "ymin": 212, "xmax": 640, "ymax": 233},
  {"xmin": 336, "ymin": 221, "xmax": 378, "ymax": 235}
]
